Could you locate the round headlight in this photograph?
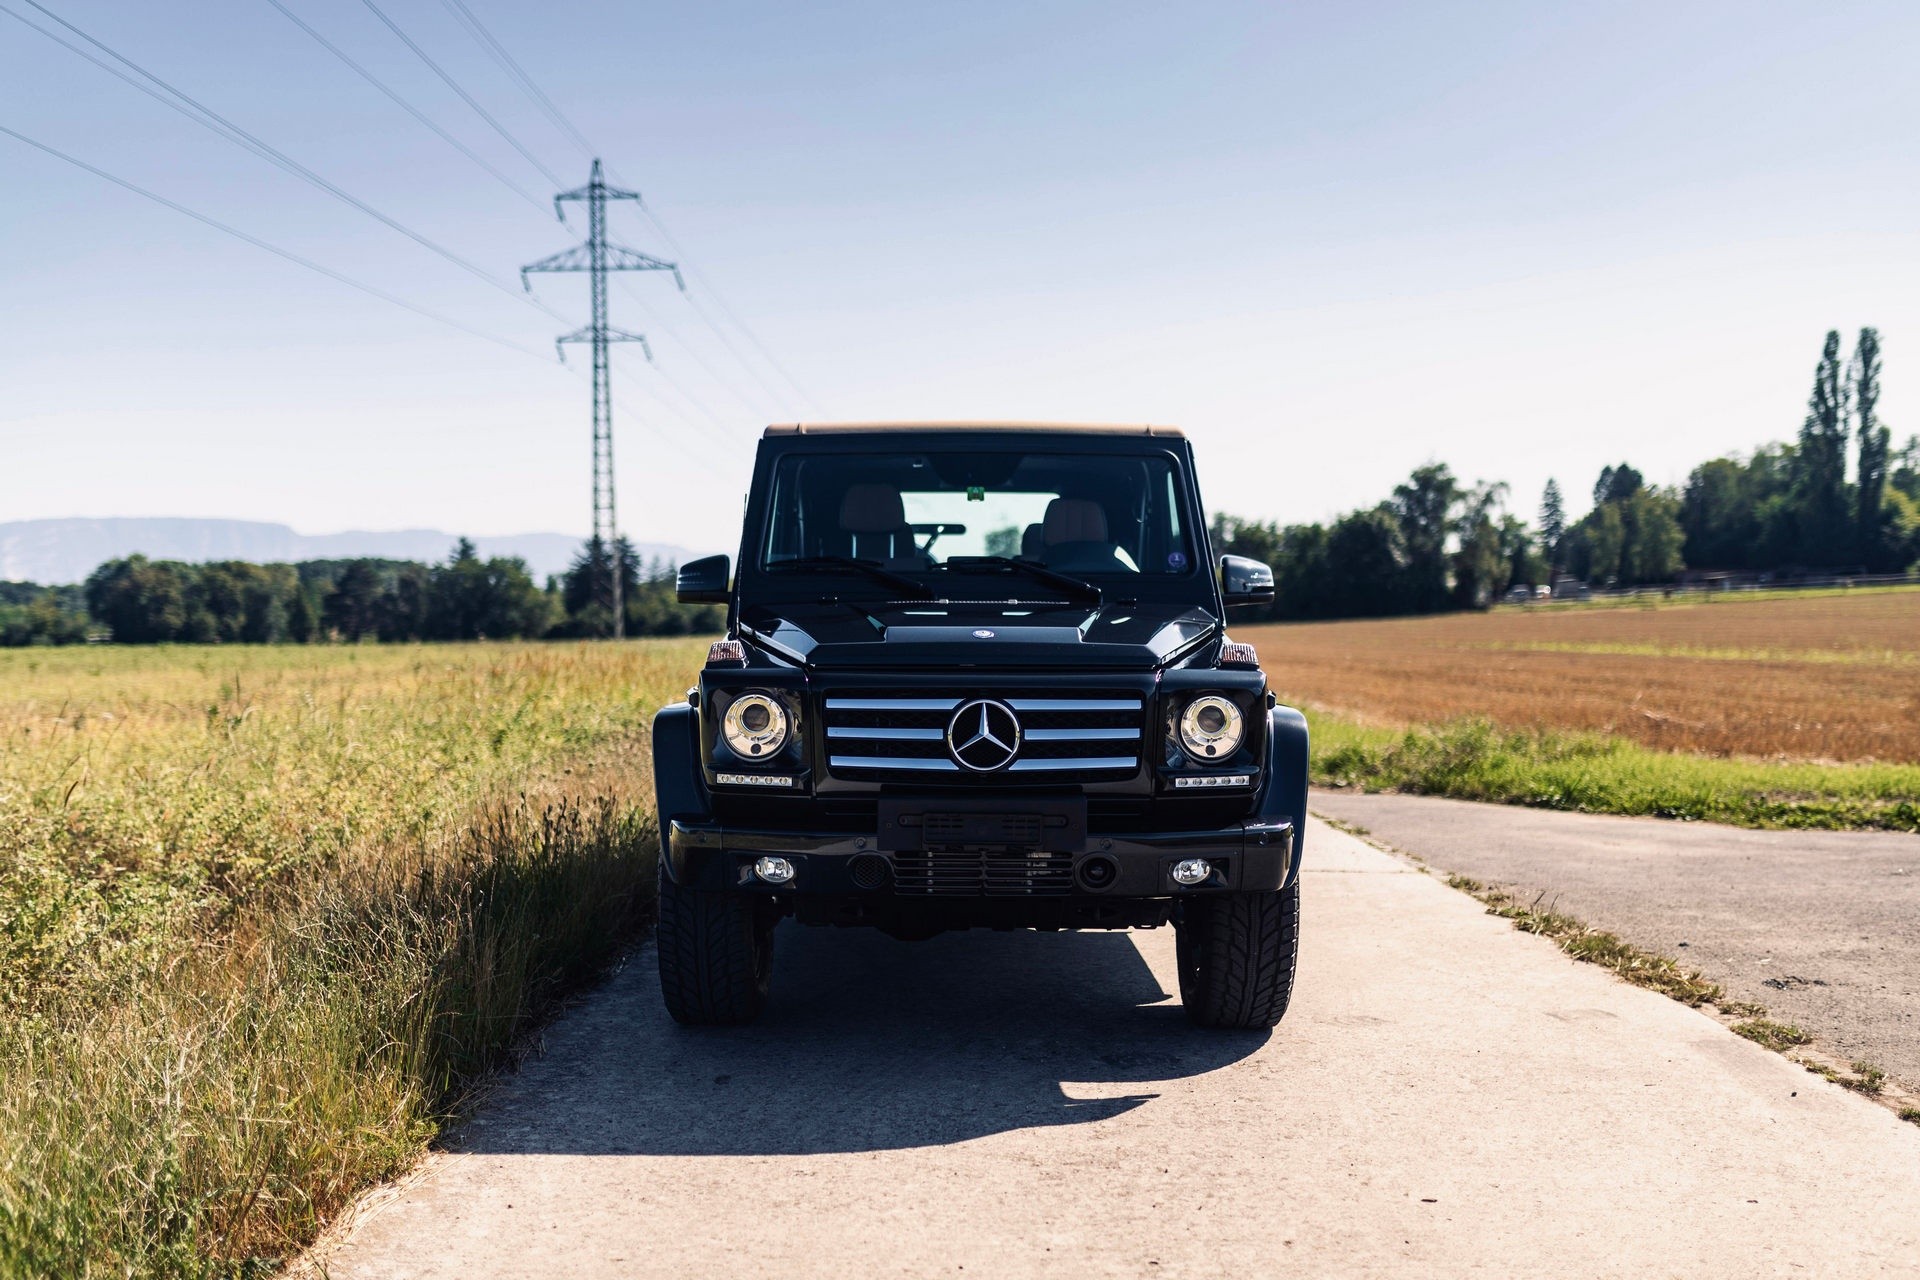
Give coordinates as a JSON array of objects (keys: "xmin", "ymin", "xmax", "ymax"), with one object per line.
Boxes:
[
  {"xmin": 722, "ymin": 692, "xmax": 788, "ymax": 758},
  {"xmin": 1178, "ymin": 694, "xmax": 1244, "ymax": 760}
]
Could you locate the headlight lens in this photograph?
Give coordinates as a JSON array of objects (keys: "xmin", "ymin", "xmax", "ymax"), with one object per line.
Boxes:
[
  {"xmin": 722, "ymin": 692, "xmax": 788, "ymax": 758},
  {"xmin": 1178, "ymin": 694, "xmax": 1244, "ymax": 760}
]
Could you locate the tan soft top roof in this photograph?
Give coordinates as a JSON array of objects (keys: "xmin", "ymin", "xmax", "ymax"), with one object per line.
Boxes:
[{"xmin": 763, "ymin": 421, "xmax": 1184, "ymax": 438}]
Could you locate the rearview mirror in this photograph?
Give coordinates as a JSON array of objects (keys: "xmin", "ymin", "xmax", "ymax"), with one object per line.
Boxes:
[
  {"xmin": 677, "ymin": 554, "xmax": 731, "ymax": 605},
  {"xmin": 1220, "ymin": 555, "xmax": 1275, "ymax": 607}
]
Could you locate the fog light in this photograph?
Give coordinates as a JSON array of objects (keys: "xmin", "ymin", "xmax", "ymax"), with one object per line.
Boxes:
[
  {"xmin": 1171, "ymin": 858, "xmax": 1212, "ymax": 886},
  {"xmin": 754, "ymin": 856, "xmax": 795, "ymax": 884}
]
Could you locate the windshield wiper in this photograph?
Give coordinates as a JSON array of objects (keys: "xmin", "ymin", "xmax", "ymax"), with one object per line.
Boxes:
[
  {"xmin": 766, "ymin": 555, "xmax": 934, "ymax": 599},
  {"xmin": 940, "ymin": 556, "xmax": 1103, "ymax": 605}
]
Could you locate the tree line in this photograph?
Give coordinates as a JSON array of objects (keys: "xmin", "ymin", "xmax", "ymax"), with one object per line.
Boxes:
[
  {"xmin": 1216, "ymin": 327, "xmax": 1918, "ymax": 621},
  {"xmin": 4, "ymin": 329, "xmax": 1914, "ymax": 642},
  {"xmin": 0, "ymin": 537, "xmax": 723, "ymax": 646}
]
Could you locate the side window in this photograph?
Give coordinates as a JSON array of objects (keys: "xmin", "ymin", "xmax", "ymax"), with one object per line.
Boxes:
[{"xmin": 763, "ymin": 461, "xmax": 805, "ymax": 562}]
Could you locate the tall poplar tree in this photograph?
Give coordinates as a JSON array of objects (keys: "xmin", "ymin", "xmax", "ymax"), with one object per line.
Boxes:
[
  {"xmin": 1538, "ymin": 479, "xmax": 1566, "ymax": 573},
  {"xmin": 1795, "ymin": 329, "xmax": 1851, "ymax": 565},
  {"xmin": 1850, "ymin": 327, "xmax": 1889, "ymax": 566}
]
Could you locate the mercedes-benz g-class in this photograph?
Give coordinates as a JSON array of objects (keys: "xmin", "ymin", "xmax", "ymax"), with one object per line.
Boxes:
[{"xmin": 652, "ymin": 423, "xmax": 1307, "ymax": 1029}]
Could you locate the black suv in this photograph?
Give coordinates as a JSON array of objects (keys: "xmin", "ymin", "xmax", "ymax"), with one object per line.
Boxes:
[{"xmin": 652, "ymin": 423, "xmax": 1307, "ymax": 1029}]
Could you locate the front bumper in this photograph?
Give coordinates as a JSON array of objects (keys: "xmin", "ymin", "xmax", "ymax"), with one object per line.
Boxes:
[{"xmin": 663, "ymin": 814, "xmax": 1293, "ymax": 898}]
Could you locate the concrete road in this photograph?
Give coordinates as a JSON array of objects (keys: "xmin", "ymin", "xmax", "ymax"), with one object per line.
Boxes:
[
  {"xmin": 1312, "ymin": 791, "xmax": 1920, "ymax": 1093},
  {"xmin": 320, "ymin": 821, "xmax": 1920, "ymax": 1279}
]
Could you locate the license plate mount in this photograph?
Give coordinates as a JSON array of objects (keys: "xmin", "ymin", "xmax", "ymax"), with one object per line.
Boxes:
[{"xmin": 878, "ymin": 795, "xmax": 1087, "ymax": 852}]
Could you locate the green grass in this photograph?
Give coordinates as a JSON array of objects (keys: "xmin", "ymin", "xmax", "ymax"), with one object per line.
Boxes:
[
  {"xmin": 1307, "ymin": 714, "xmax": 1920, "ymax": 832},
  {"xmin": 1441, "ymin": 875, "xmax": 1912, "ymax": 1109},
  {"xmin": 1846, "ymin": 1061, "xmax": 1888, "ymax": 1095},
  {"xmin": 1444, "ymin": 876, "xmax": 1723, "ymax": 1006},
  {"xmin": 1730, "ymin": 1019, "xmax": 1814, "ymax": 1052},
  {"xmin": 0, "ymin": 642, "xmax": 703, "ymax": 1276}
]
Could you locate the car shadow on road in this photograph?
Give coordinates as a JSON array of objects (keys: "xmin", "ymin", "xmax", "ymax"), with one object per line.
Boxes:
[{"xmin": 454, "ymin": 924, "xmax": 1268, "ymax": 1157}]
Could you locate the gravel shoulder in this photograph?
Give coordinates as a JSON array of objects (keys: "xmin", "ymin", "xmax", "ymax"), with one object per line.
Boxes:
[
  {"xmin": 1312, "ymin": 790, "xmax": 1920, "ymax": 1093},
  {"xmin": 320, "ymin": 819, "xmax": 1920, "ymax": 1279}
]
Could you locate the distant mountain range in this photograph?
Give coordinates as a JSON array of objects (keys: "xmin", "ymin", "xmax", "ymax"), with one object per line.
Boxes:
[{"xmin": 0, "ymin": 518, "xmax": 703, "ymax": 586}]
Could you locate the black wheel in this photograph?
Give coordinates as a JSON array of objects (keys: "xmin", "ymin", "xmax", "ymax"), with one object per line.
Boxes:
[
  {"xmin": 1175, "ymin": 878, "xmax": 1300, "ymax": 1029},
  {"xmin": 656, "ymin": 862, "xmax": 774, "ymax": 1026}
]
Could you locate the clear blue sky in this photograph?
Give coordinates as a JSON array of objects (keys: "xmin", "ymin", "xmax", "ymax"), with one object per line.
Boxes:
[{"xmin": 3, "ymin": 0, "xmax": 1916, "ymax": 546}]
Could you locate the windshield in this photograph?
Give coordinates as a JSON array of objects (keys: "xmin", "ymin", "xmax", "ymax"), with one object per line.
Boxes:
[{"xmin": 760, "ymin": 451, "xmax": 1196, "ymax": 580}]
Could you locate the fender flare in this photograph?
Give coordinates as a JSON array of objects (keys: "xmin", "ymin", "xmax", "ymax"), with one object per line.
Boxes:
[
  {"xmin": 651, "ymin": 702, "xmax": 708, "ymax": 885},
  {"xmin": 1260, "ymin": 704, "xmax": 1309, "ymax": 885}
]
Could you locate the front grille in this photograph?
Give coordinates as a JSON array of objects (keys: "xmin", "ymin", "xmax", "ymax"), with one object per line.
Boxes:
[
  {"xmin": 823, "ymin": 692, "xmax": 1143, "ymax": 781},
  {"xmin": 892, "ymin": 849, "xmax": 1076, "ymax": 896}
]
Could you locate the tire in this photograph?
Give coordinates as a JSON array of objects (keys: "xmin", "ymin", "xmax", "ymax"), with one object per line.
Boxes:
[
  {"xmin": 656, "ymin": 862, "xmax": 774, "ymax": 1026},
  {"xmin": 1175, "ymin": 878, "xmax": 1300, "ymax": 1029}
]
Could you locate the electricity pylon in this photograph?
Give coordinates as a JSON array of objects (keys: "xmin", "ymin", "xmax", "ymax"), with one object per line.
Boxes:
[{"xmin": 522, "ymin": 159, "xmax": 682, "ymax": 638}]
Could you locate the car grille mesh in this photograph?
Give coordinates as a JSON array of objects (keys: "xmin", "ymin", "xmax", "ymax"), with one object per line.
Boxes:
[
  {"xmin": 892, "ymin": 849, "xmax": 1077, "ymax": 896},
  {"xmin": 822, "ymin": 691, "xmax": 1143, "ymax": 781}
]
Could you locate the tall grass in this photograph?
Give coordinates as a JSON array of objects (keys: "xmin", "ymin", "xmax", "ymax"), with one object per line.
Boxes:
[{"xmin": 0, "ymin": 642, "xmax": 702, "ymax": 1276}]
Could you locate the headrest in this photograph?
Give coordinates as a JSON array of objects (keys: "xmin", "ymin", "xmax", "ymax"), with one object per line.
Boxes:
[
  {"xmin": 1043, "ymin": 498, "xmax": 1108, "ymax": 545},
  {"xmin": 839, "ymin": 483, "xmax": 906, "ymax": 533},
  {"xmin": 1020, "ymin": 523, "xmax": 1044, "ymax": 559}
]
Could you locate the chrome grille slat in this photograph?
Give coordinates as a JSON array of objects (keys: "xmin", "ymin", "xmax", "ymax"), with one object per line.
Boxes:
[
  {"xmin": 825, "ymin": 726, "xmax": 945, "ymax": 740},
  {"xmin": 828, "ymin": 755, "xmax": 961, "ymax": 772},
  {"xmin": 822, "ymin": 690, "xmax": 1144, "ymax": 780},
  {"xmin": 1007, "ymin": 756, "xmax": 1136, "ymax": 772},
  {"xmin": 1023, "ymin": 727, "xmax": 1139, "ymax": 742}
]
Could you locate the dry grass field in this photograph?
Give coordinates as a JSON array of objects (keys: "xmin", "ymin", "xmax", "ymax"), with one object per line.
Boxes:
[
  {"xmin": 1239, "ymin": 587, "xmax": 1920, "ymax": 830},
  {"xmin": 1240, "ymin": 587, "xmax": 1920, "ymax": 763},
  {"xmin": 0, "ymin": 641, "xmax": 704, "ymax": 1277}
]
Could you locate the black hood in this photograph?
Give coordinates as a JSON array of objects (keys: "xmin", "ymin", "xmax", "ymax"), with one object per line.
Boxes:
[{"xmin": 738, "ymin": 599, "xmax": 1219, "ymax": 671}]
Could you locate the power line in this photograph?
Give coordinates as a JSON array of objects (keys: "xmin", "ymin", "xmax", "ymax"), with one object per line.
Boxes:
[
  {"xmin": 632, "ymin": 204, "xmax": 828, "ymax": 417},
  {"xmin": 672, "ymin": 269, "xmax": 804, "ymax": 416},
  {"xmin": 262, "ymin": 0, "xmax": 550, "ymax": 217},
  {"xmin": 1, "ymin": 121, "xmax": 738, "ymax": 492},
  {"xmin": 0, "ymin": 122, "xmax": 548, "ymax": 360},
  {"xmin": 436, "ymin": 0, "xmax": 593, "ymax": 159},
  {"xmin": 615, "ymin": 278, "xmax": 790, "ymax": 421},
  {"xmin": 356, "ymin": 0, "xmax": 565, "ymax": 191},
  {"xmin": 6, "ymin": 0, "xmax": 559, "ymax": 320},
  {"xmin": 610, "ymin": 346, "xmax": 760, "ymax": 447},
  {"xmin": 276, "ymin": 2, "xmax": 763, "ymax": 434},
  {"xmin": 22, "ymin": 0, "xmax": 770, "ymax": 468},
  {"xmin": 406, "ymin": 0, "xmax": 823, "ymax": 418},
  {"xmin": 600, "ymin": 370, "xmax": 738, "ymax": 481}
]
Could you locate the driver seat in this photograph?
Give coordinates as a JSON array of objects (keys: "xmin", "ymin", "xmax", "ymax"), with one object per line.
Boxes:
[
  {"xmin": 1039, "ymin": 498, "xmax": 1130, "ymax": 573},
  {"xmin": 837, "ymin": 483, "xmax": 924, "ymax": 568}
]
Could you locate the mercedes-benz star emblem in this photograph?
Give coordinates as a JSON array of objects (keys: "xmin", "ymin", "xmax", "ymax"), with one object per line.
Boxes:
[
  {"xmin": 972, "ymin": 628, "xmax": 996, "ymax": 638},
  {"xmin": 946, "ymin": 698, "xmax": 1021, "ymax": 772}
]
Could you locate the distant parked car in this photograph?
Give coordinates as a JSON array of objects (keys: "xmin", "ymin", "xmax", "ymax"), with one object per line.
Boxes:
[
  {"xmin": 1503, "ymin": 584, "xmax": 1533, "ymax": 604},
  {"xmin": 1534, "ymin": 584, "xmax": 1552, "ymax": 600}
]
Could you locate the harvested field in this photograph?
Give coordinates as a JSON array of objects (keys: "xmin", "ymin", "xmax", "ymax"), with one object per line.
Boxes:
[{"xmin": 1239, "ymin": 587, "xmax": 1920, "ymax": 763}]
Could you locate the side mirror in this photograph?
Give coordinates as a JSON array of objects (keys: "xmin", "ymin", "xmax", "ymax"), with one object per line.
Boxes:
[
  {"xmin": 1220, "ymin": 555, "xmax": 1275, "ymax": 607},
  {"xmin": 677, "ymin": 554, "xmax": 731, "ymax": 604}
]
